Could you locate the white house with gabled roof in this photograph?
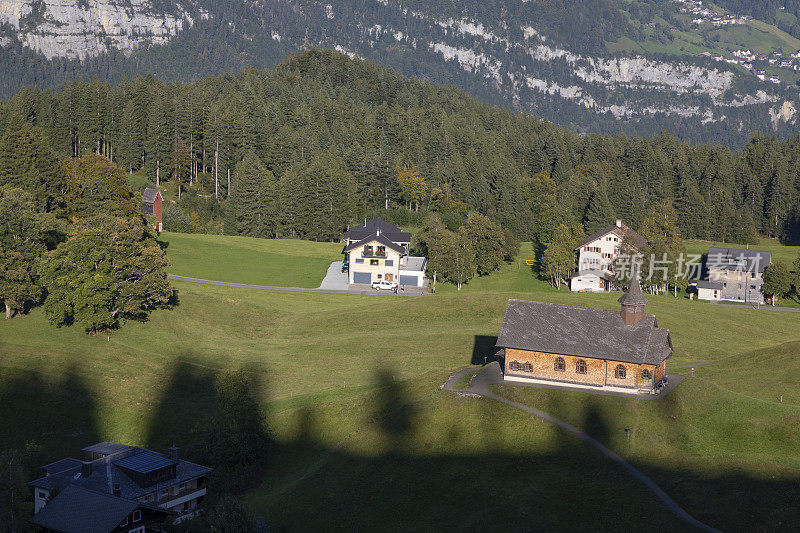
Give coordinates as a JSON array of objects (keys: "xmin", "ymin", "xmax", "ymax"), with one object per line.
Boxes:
[
  {"xmin": 570, "ymin": 220, "xmax": 646, "ymax": 292},
  {"xmin": 342, "ymin": 218, "xmax": 426, "ymax": 287}
]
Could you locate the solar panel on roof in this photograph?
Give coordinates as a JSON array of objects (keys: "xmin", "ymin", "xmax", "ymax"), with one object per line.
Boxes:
[{"xmin": 113, "ymin": 451, "xmax": 176, "ymax": 474}]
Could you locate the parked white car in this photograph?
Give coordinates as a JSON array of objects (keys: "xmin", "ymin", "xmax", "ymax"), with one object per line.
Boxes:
[{"xmin": 371, "ymin": 280, "xmax": 398, "ymax": 290}]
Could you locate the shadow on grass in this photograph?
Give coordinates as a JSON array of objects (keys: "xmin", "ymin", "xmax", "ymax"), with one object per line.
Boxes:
[
  {"xmin": 5, "ymin": 359, "xmax": 800, "ymax": 532},
  {"xmin": 0, "ymin": 364, "xmax": 100, "ymax": 455},
  {"xmin": 471, "ymin": 335, "xmax": 500, "ymax": 365}
]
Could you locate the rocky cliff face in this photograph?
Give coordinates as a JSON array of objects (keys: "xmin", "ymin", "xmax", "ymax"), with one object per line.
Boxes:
[
  {"xmin": 0, "ymin": 0, "xmax": 202, "ymax": 59},
  {"xmin": 0, "ymin": 0, "xmax": 796, "ymax": 144}
]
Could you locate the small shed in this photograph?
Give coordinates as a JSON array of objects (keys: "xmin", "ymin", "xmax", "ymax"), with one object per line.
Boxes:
[{"xmin": 142, "ymin": 188, "xmax": 163, "ymax": 232}]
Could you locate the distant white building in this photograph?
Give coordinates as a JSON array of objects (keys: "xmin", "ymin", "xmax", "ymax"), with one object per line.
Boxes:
[{"xmin": 570, "ymin": 220, "xmax": 646, "ymax": 293}]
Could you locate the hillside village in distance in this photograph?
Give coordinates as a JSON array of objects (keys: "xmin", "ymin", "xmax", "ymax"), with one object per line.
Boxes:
[{"xmin": 674, "ymin": 0, "xmax": 800, "ymax": 87}]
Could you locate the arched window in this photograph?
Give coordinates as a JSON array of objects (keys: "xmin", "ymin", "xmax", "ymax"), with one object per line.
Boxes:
[
  {"xmin": 523, "ymin": 362, "xmax": 533, "ymax": 372},
  {"xmin": 576, "ymin": 360, "xmax": 587, "ymax": 374},
  {"xmin": 614, "ymin": 365, "xmax": 626, "ymax": 379},
  {"xmin": 554, "ymin": 357, "xmax": 566, "ymax": 371},
  {"xmin": 641, "ymin": 369, "xmax": 651, "ymax": 380}
]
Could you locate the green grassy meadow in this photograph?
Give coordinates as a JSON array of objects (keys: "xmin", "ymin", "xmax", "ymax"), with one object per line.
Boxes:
[
  {"xmin": 160, "ymin": 232, "xmax": 342, "ymax": 287},
  {"xmin": 685, "ymin": 237, "xmax": 799, "ymax": 265},
  {"xmin": 3, "ymin": 234, "xmax": 800, "ymax": 529}
]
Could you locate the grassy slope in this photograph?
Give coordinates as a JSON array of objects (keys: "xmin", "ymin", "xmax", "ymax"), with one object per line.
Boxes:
[
  {"xmin": 159, "ymin": 232, "xmax": 342, "ymax": 287},
  {"xmin": 685, "ymin": 237, "xmax": 799, "ymax": 265},
  {"xmin": 607, "ymin": 7, "xmax": 800, "ymax": 57},
  {"xmin": 3, "ymin": 236, "xmax": 800, "ymax": 529},
  {"xmin": 492, "ymin": 340, "xmax": 800, "ymax": 529}
]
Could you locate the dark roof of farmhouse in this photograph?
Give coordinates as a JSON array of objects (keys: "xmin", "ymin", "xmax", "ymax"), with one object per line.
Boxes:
[
  {"xmin": 576, "ymin": 222, "xmax": 646, "ymax": 250},
  {"xmin": 142, "ymin": 188, "xmax": 161, "ymax": 203},
  {"xmin": 707, "ymin": 246, "xmax": 772, "ymax": 273},
  {"xmin": 496, "ymin": 300, "xmax": 672, "ymax": 365},
  {"xmin": 30, "ymin": 444, "xmax": 211, "ymax": 500},
  {"xmin": 343, "ymin": 218, "xmax": 411, "ymax": 243},
  {"xmin": 28, "ymin": 485, "xmax": 148, "ymax": 533},
  {"xmin": 343, "ymin": 233, "xmax": 407, "ymax": 255}
]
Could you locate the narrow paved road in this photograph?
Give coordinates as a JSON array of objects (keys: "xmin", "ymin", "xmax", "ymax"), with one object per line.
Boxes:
[
  {"xmin": 168, "ymin": 274, "xmax": 423, "ymax": 296},
  {"xmin": 709, "ymin": 301, "xmax": 800, "ymax": 313},
  {"xmin": 443, "ymin": 364, "xmax": 719, "ymax": 532}
]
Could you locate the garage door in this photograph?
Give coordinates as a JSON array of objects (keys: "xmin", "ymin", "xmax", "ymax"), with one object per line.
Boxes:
[
  {"xmin": 353, "ymin": 272, "xmax": 371, "ymax": 284},
  {"xmin": 399, "ymin": 275, "xmax": 418, "ymax": 286}
]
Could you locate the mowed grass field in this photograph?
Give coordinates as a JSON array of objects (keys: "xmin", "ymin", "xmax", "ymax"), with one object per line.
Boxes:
[
  {"xmin": 685, "ymin": 237, "xmax": 800, "ymax": 265},
  {"xmin": 160, "ymin": 232, "xmax": 342, "ymax": 287},
  {"xmin": 3, "ymin": 235, "xmax": 800, "ymax": 529}
]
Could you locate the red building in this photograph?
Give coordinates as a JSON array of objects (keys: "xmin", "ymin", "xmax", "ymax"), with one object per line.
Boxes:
[{"xmin": 142, "ymin": 188, "xmax": 163, "ymax": 232}]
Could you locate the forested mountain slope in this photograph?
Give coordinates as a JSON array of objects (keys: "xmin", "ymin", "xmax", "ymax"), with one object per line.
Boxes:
[
  {"xmin": 4, "ymin": 49, "xmax": 800, "ymax": 245},
  {"xmin": 1, "ymin": 0, "xmax": 799, "ymax": 146}
]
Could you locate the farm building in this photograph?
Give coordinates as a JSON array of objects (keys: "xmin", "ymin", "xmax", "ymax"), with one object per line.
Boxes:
[
  {"xmin": 497, "ymin": 276, "xmax": 672, "ymax": 394},
  {"xmin": 142, "ymin": 188, "xmax": 163, "ymax": 232},
  {"xmin": 693, "ymin": 246, "xmax": 771, "ymax": 304}
]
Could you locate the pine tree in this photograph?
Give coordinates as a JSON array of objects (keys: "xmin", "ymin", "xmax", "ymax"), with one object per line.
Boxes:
[
  {"xmin": 583, "ymin": 187, "xmax": 616, "ymax": 234},
  {"xmin": 0, "ymin": 116, "xmax": 64, "ymax": 213},
  {"xmin": 229, "ymin": 151, "xmax": 277, "ymax": 238}
]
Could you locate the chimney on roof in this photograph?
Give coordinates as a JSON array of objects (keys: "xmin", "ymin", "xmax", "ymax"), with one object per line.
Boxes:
[
  {"xmin": 618, "ymin": 270, "xmax": 648, "ymax": 326},
  {"xmin": 113, "ymin": 484, "xmax": 121, "ymax": 497},
  {"xmin": 81, "ymin": 461, "xmax": 92, "ymax": 478},
  {"xmin": 615, "ymin": 219, "xmax": 622, "ymax": 227},
  {"xmin": 168, "ymin": 445, "xmax": 179, "ymax": 463}
]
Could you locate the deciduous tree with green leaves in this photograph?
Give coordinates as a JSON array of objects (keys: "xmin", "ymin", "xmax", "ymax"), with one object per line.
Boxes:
[
  {"xmin": 0, "ymin": 187, "xmax": 62, "ymax": 318},
  {"xmin": 428, "ymin": 229, "xmax": 475, "ymax": 290},
  {"xmin": 460, "ymin": 212, "xmax": 506, "ymax": 276},
  {"xmin": 0, "ymin": 249, "xmax": 41, "ymax": 319},
  {"xmin": 763, "ymin": 260, "xmax": 792, "ymax": 306},
  {"xmin": 37, "ymin": 215, "xmax": 172, "ymax": 333},
  {"xmin": 638, "ymin": 199, "xmax": 684, "ymax": 294},
  {"xmin": 541, "ymin": 223, "xmax": 583, "ymax": 289}
]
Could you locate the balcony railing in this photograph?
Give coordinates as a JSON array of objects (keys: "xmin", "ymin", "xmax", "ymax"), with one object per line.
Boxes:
[{"xmin": 362, "ymin": 251, "xmax": 386, "ymax": 257}]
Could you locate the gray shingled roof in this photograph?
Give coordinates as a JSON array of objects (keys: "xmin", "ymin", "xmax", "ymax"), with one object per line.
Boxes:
[
  {"xmin": 576, "ymin": 222, "xmax": 647, "ymax": 250},
  {"xmin": 30, "ymin": 445, "xmax": 212, "ymax": 500},
  {"xmin": 142, "ymin": 188, "xmax": 161, "ymax": 204},
  {"xmin": 29, "ymin": 485, "xmax": 141, "ymax": 533},
  {"xmin": 695, "ymin": 280, "xmax": 723, "ymax": 289},
  {"xmin": 707, "ymin": 246, "xmax": 771, "ymax": 273},
  {"xmin": 343, "ymin": 218, "xmax": 411, "ymax": 243},
  {"xmin": 343, "ymin": 233, "xmax": 407, "ymax": 255},
  {"xmin": 496, "ymin": 299, "xmax": 672, "ymax": 365}
]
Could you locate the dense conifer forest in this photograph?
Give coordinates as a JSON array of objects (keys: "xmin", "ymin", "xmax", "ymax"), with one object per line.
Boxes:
[{"xmin": 2, "ymin": 49, "xmax": 800, "ymax": 246}]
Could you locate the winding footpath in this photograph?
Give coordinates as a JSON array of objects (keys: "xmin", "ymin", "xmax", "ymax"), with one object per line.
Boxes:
[{"xmin": 443, "ymin": 364, "xmax": 719, "ymax": 532}]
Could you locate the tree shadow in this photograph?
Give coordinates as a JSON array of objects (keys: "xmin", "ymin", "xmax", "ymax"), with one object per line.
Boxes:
[
  {"xmin": 144, "ymin": 357, "xmax": 216, "ymax": 451},
  {"xmin": 7, "ymin": 355, "xmax": 800, "ymax": 532},
  {"xmin": 373, "ymin": 368, "xmax": 417, "ymax": 454},
  {"xmin": 0, "ymin": 363, "xmax": 100, "ymax": 456},
  {"xmin": 471, "ymin": 335, "xmax": 500, "ymax": 365}
]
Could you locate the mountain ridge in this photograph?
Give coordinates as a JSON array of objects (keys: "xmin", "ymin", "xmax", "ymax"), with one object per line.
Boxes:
[{"xmin": 1, "ymin": 0, "xmax": 800, "ymax": 146}]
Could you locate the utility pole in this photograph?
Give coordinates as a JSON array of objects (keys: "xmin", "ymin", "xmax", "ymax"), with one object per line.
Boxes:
[{"xmin": 214, "ymin": 138, "xmax": 219, "ymax": 199}]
